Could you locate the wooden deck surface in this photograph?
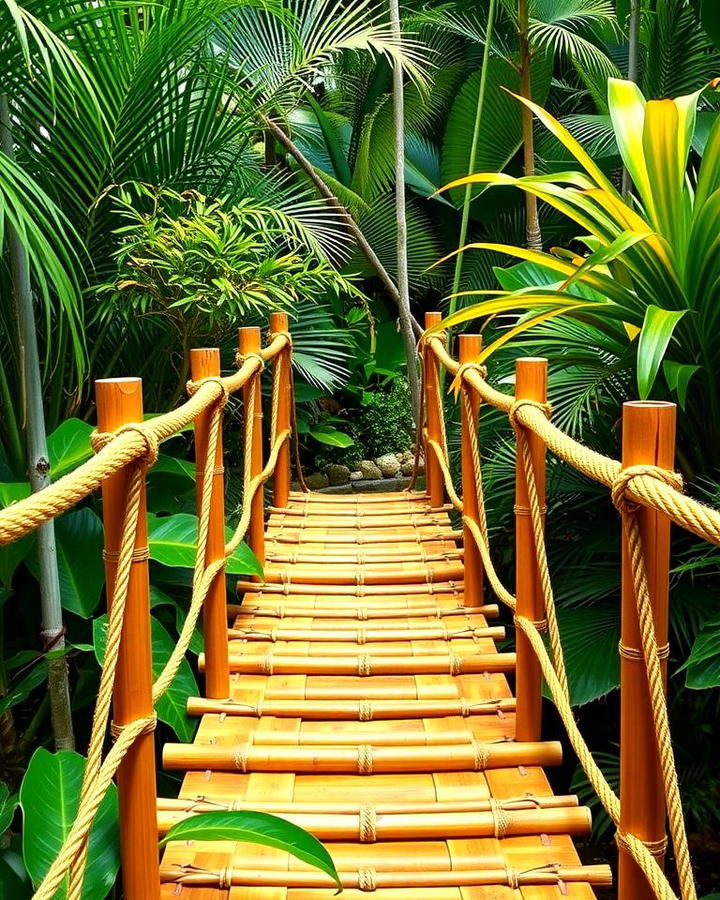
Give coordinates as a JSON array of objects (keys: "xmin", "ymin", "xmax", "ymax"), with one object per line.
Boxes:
[{"xmin": 159, "ymin": 491, "xmax": 600, "ymax": 898}]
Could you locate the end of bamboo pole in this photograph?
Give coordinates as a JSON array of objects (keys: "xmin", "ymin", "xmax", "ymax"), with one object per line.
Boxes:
[
  {"xmin": 269, "ymin": 311, "xmax": 289, "ymax": 333},
  {"xmin": 238, "ymin": 325, "xmax": 262, "ymax": 354}
]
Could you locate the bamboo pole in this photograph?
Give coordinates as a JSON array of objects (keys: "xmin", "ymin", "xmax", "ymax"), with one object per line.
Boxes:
[
  {"xmin": 618, "ymin": 401, "xmax": 675, "ymax": 900},
  {"xmin": 459, "ymin": 334, "xmax": 484, "ymax": 606},
  {"xmin": 238, "ymin": 326, "xmax": 265, "ymax": 569},
  {"xmin": 189, "ymin": 349, "xmax": 229, "ymax": 700},
  {"xmin": 95, "ymin": 378, "xmax": 159, "ymax": 900},
  {"xmin": 186, "ymin": 696, "xmax": 516, "ymax": 718},
  {"xmin": 268, "ymin": 312, "xmax": 291, "ymax": 508},
  {"xmin": 266, "ymin": 528, "xmax": 463, "ymax": 545},
  {"xmin": 227, "ymin": 624, "xmax": 504, "ymax": 642},
  {"xmin": 157, "ymin": 804, "xmax": 591, "ymax": 840},
  {"xmin": 514, "ymin": 357, "xmax": 547, "ymax": 742},
  {"xmin": 424, "ymin": 312, "xmax": 444, "ymax": 507},
  {"xmin": 163, "ymin": 738, "xmax": 563, "ymax": 772}
]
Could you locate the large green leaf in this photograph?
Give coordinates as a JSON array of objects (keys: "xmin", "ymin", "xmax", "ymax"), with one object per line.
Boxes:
[
  {"xmin": 555, "ymin": 602, "xmax": 620, "ymax": 706},
  {"xmin": 636, "ymin": 305, "xmax": 686, "ymax": 399},
  {"xmin": 308, "ymin": 425, "xmax": 354, "ymax": 448},
  {"xmin": 0, "ymin": 483, "xmax": 32, "ymax": 588},
  {"xmin": 0, "ymin": 782, "xmax": 18, "ymax": 834},
  {"xmin": 20, "ymin": 749, "xmax": 119, "ymax": 899},
  {"xmin": 147, "ymin": 513, "xmax": 262, "ymax": 576},
  {"xmin": 27, "ymin": 508, "xmax": 105, "ymax": 617},
  {"xmin": 440, "ymin": 51, "xmax": 553, "ymax": 207},
  {"xmin": 683, "ymin": 614, "xmax": 720, "ymax": 689},
  {"xmin": 160, "ymin": 811, "xmax": 341, "ymax": 890},
  {"xmin": 47, "ymin": 419, "xmax": 94, "ymax": 480},
  {"xmin": 0, "ymin": 850, "xmax": 31, "ymax": 899},
  {"xmin": 93, "ymin": 614, "xmax": 198, "ymax": 740}
]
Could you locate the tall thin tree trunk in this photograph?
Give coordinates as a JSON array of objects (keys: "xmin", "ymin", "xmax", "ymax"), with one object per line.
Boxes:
[
  {"xmin": 261, "ymin": 114, "xmax": 423, "ymax": 339},
  {"xmin": 389, "ymin": 0, "xmax": 421, "ymax": 423},
  {"xmin": 622, "ymin": 0, "xmax": 641, "ymax": 197},
  {"xmin": 450, "ymin": 0, "xmax": 498, "ymax": 317},
  {"xmin": 0, "ymin": 96, "xmax": 74, "ymax": 751},
  {"xmin": 518, "ymin": 0, "xmax": 542, "ymax": 250}
]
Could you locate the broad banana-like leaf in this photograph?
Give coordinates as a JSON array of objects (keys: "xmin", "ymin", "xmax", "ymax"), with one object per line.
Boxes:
[{"xmin": 637, "ymin": 305, "xmax": 687, "ymax": 399}]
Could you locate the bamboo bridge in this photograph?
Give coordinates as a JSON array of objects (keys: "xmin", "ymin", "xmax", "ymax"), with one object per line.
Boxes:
[{"xmin": 1, "ymin": 310, "xmax": 715, "ymax": 900}]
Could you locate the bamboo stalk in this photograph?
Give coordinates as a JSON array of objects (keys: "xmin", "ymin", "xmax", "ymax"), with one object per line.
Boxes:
[
  {"xmin": 238, "ymin": 326, "xmax": 265, "ymax": 569},
  {"xmin": 288, "ymin": 491, "xmax": 429, "ymax": 503},
  {"xmin": 96, "ymin": 378, "xmax": 159, "ymax": 900},
  {"xmin": 423, "ymin": 312, "xmax": 444, "ymax": 507},
  {"xmin": 268, "ymin": 503, "xmax": 452, "ymax": 517},
  {"xmin": 260, "ymin": 561, "xmax": 465, "ymax": 586},
  {"xmin": 157, "ymin": 804, "xmax": 591, "ymax": 840},
  {"xmin": 266, "ymin": 528, "xmax": 463, "ymax": 544},
  {"xmin": 227, "ymin": 624, "xmax": 504, "ymax": 642},
  {"xmin": 459, "ymin": 334, "xmax": 484, "ymax": 607},
  {"xmin": 229, "ymin": 604, "xmax": 500, "ymax": 620},
  {"xmin": 618, "ymin": 401, "xmax": 675, "ymax": 900},
  {"xmin": 235, "ymin": 579, "xmax": 464, "ymax": 596},
  {"xmin": 162, "ymin": 739, "xmax": 563, "ymax": 772},
  {"xmin": 190, "ymin": 349, "xmax": 229, "ymax": 700},
  {"xmin": 212, "ymin": 651, "xmax": 516, "ymax": 676},
  {"xmin": 514, "ymin": 357, "xmax": 547, "ymax": 742},
  {"xmin": 159, "ymin": 864, "xmax": 613, "ymax": 889},
  {"xmin": 268, "ymin": 312, "xmax": 291, "ymax": 507}
]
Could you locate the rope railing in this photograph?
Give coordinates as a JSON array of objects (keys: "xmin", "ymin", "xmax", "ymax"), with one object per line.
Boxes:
[
  {"xmin": 0, "ymin": 316, "xmax": 300, "ymax": 899},
  {"xmin": 420, "ymin": 317, "xmax": 700, "ymax": 900}
]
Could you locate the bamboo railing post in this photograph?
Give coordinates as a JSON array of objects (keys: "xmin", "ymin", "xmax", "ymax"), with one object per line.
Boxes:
[
  {"xmin": 514, "ymin": 357, "xmax": 547, "ymax": 743},
  {"xmin": 458, "ymin": 334, "xmax": 483, "ymax": 608},
  {"xmin": 269, "ymin": 312, "xmax": 291, "ymax": 508},
  {"xmin": 618, "ymin": 401, "xmax": 675, "ymax": 900},
  {"xmin": 424, "ymin": 312, "xmax": 444, "ymax": 507},
  {"xmin": 95, "ymin": 378, "xmax": 160, "ymax": 900},
  {"xmin": 238, "ymin": 327, "xmax": 265, "ymax": 569},
  {"xmin": 190, "ymin": 349, "xmax": 229, "ymax": 700}
]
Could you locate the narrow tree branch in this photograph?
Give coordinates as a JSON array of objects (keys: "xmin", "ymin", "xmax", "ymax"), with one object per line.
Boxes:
[{"xmin": 261, "ymin": 113, "xmax": 423, "ymax": 339}]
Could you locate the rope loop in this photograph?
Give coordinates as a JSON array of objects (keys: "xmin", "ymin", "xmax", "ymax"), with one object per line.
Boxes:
[
  {"xmin": 91, "ymin": 424, "xmax": 159, "ymax": 469},
  {"xmin": 109, "ymin": 713, "xmax": 156, "ymax": 741},
  {"xmin": 616, "ymin": 829, "xmax": 669, "ymax": 858},
  {"xmin": 508, "ymin": 397, "xmax": 553, "ymax": 431},
  {"xmin": 269, "ymin": 329, "xmax": 293, "ymax": 349},
  {"xmin": 186, "ymin": 376, "xmax": 229, "ymax": 409},
  {"xmin": 611, "ymin": 464, "xmax": 684, "ymax": 516},
  {"xmin": 234, "ymin": 349, "xmax": 266, "ymax": 372}
]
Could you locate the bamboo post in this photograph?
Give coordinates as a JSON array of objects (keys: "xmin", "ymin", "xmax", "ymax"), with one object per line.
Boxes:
[
  {"xmin": 618, "ymin": 401, "xmax": 675, "ymax": 900},
  {"xmin": 238, "ymin": 327, "xmax": 265, "ymax": 569},
  {"xmin": 269, "ymin": 312, "xmax": 291, "ymax": 508},
  {"xmin": 458, "ymin": 334, "xmax": 483, "ymax": 607},
  {"xmin": 95, "ymin": 378, "xmax": 160, "ymax": 900},
  {"xmin": 514, "ymin": 357, "xmax": 547, "ymax": 742},
  {"xmin": 424, "ymin": 311, "xmax": 444, "ymax": 508},
  {"xmin": 190, "ymin": 349, "xmax": 229, "ymax": 699}
]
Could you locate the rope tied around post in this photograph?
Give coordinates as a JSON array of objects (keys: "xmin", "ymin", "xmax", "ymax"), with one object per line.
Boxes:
[
  {"xmin": 508, "ymin": 397, "xmax": 553, "ymax": 431},
  {"xmin": 234, "ymin": 349, "xmax": 266, "ymax": 372},
  {"xmin": 185, "ymin": 376, "xmax": 230, "ymax": 409},
  {"xmin": 90, "ymin": 424, "xmax": 160, "ymax": 469},
  {"xmin": 611, "ymin": 464, "xmax": 684, "ymax": 515}
]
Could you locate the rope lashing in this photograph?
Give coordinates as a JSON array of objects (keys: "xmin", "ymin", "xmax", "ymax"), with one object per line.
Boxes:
[
  {"xmin": 234, "ymin": 349, "xmax": 266, "ymax": 372},
  {"xmin": 358, "ymin": 744, "xmax": 373, "ymax": 774},
  {"xmin": 358, "ymin": 700, "xmax": 374, "ymax": 721},
  {"xmin": 358, "ymin": 866, "xmax": 377, "ymax": 892},
  {"xmin": 508, "ymin": 397, "xmax": 553, "ymax": 430},
  {"xmin": 616, "ymin": 830, "xmax": 669, "ymax": 858},
  {"xmin": 490, "ymin": 797, "xmax": 512, "ymax": 839},
  {"xmin": 611, "ymin": 464, "xmax": 684, "ymax": 515},
  {"xmin": 359, "ymin": 804, "xmax": 377, "ymax": 842},
  {"xmin": 91, "ymin": 424, "xmax": 159, "ymax": 468},
  {"xmin": 472, "ymin": 739, "xmax": 490, "ymax": 771},
  {"xmin": 109, "ymin": 713, "xmax": 156, "ymax": 741},
  {"xmin": 185, "ymin": 376, "xmax": 230, "ymax": 409},
  {"xmin": 232, "ymin": 743, "xmax": 250, "ymax": 773}
]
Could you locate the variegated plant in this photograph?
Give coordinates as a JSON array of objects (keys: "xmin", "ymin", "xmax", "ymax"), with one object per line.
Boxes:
[{"xmin": 434, "ymin": 77, "xmax": 720, "ymax": 406}]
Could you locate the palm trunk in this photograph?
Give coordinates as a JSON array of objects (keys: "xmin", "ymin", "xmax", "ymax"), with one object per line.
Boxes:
[
  {"xmin": 621, "ymin": 0, "xmax": 641, "ymax": 197},
  {"xmin": 388, "ymin": 0, "xmax": 421, "ymax": 423},
  {"xmin": 261, "ymin": 114, "xmax": 423, "ymax": 340},
  {"xmin": 450, "ymin": 0, "xmax": 498, "ymax": 316},
  {"xmin": 0, "ymin": 95, "xmax": 74, "ymax": 751},
  {"xmin": 518, "ymin": 0, "xmax": 542, "ymax": 250}
]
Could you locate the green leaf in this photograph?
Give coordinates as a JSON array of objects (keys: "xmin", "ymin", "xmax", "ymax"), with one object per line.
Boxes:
[
  {"xmin": 0, "ymin": 662, "xmax": 48, "ymax": 716},
  {"xmin": 47, "ymin": 419, "xmax": 94, "ymax": 480},
  {"xmin": 147, "ymin": 513, "xmax": 262, "ymax": 576},
  {"xmin": 308, "ymin": 425, "xmax": 354, "ymax": 448},
  {"xmin": 555, "ymin": 603, "xmax": 620, "ymax": 706},
  {"xmin": 150, "ymin": 587, "xmax": 203, "ymax": 656},
  {"xmin": 663, "ymin": 360, "xmax": 700, "ymax": 408},
  {"xmin": 160, "ymin": 811, "xmax": 341, "ymax": 890},
  {"xmin": 698, "ymin": 0, "xmax": 720, "ymax": 50},
  {"xmin": 636, "ymin": 306, "xmax": 686, "ymax": 399},
  {"xmin": 0, "ymin": 849, "xmax": 31, "ymax": 899},
  {"xmin": 20, "ymin": 749, "xmax": 119, "ymax": 899},
  {"xmin": 684, "ymin": 614, "xmax": 720, "ymax": 689},
  {"xmin": 0, "ymin": 483, "xmax": 32, "ymax": 588},
  {"xmin": 93, "ymin": 615, "xmax": 198, "ymax": 740},
  {"xmin": 0, "ymin": 783, "xmax": 18, "ymax": 834},
  {"xmin": 26, "ymin": 509, "xmax": 104, "ymax": 617}
]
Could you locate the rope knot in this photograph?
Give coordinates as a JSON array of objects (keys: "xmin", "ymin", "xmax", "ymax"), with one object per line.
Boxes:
[
  {"xmin": 269, "ymin": 329, "xmax": 293, "ymax": 349},
  {"xmin": 234, "ymin": 349, "xmax": 266, "ymax": 372},
  {"xmin": 186, "ymin": 376, "xmax": 229, "ymax": 409},
  {"xmin": 508, "ymin": 398, "xmax": 553, "ymax": 431},
  {"xmin": 91, "ymin": 424, "xmax": 159, "ymax": 469},
  {"xmin": 611, "ymin": 464, "xmax": 683, "ymax": 515}
]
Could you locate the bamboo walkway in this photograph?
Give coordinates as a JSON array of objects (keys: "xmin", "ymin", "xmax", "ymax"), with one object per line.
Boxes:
[{"xmin": 158, "ymin": 490, "xmax": 607, "ymax": 898}]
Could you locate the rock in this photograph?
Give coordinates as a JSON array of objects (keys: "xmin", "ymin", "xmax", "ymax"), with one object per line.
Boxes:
[
  {"xmin": 305, "ymin": 471, "xmax": 329, "ymax": 489},
  {"xmin": 400, "ymin": 459, "xmax": 415, "ymax": 476},
  {"xmin": 359, "ymin": 459, "xmax": 383, "ymax": 480},
  {"xmin": 395, "ymin": 451, "xmax": 404, "ymax": 461},
  {"xmin": 400, "ymin": 450, "xmax": 414, "ymax": 464},
  {"xmin": 375, "ymin": 453, "xmax": 401, "ymax": 477},
  {"xmin": 349, "ymin": 470, "xmax": 363, "ymax": 482},
  {"xmin": 326, "ymin": 464, "xmax": 351, "ymax": 486}
]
